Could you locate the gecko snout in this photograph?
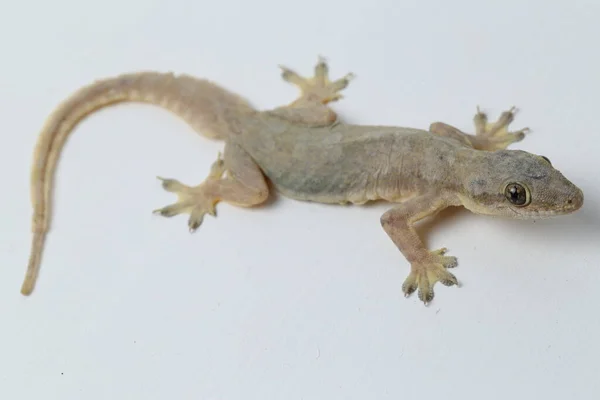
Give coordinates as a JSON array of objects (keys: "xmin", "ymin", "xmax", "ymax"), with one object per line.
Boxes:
[{"xmin": 565, "ymin": 188, "xmax": 584, "ymax": 211}]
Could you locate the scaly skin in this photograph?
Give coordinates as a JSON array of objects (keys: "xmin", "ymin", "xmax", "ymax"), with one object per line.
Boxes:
[{"xmin": 22, "ymin": 57, "xmax": 583, "ymax": 305}]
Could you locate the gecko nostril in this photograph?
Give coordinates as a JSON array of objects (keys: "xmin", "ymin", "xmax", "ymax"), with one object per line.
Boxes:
[{"xmin": 567, "ymin": 199, "xmax": 573, "ymax": 204}]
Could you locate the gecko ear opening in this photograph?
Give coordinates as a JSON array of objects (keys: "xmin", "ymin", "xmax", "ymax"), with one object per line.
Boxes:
[{"xmin": 504, "ymin": 182, "xmax": 530, "ymax": 206}]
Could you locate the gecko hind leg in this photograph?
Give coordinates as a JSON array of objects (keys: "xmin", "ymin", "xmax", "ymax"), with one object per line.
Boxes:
[
  {"xmin": 153, "ymin": 144, "xmax": 269, "ymax": 232},
  {"xmin": 429, "ymin": 106, "xmax": 530, "ymax": 151},
  {"xmin": 279, "ymin": 56, "xmax": 355, "ymax": 106}
]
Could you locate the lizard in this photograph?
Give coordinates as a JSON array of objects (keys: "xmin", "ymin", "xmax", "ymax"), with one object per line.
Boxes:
[{"xmin": 21, "ymin": 56, "xmax": 584, "ymax": 305}]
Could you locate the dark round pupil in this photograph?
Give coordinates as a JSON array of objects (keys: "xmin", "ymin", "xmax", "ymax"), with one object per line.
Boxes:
[{"xmin": 506, "ymin": 184, "xmax": 526, "ymax": 205}]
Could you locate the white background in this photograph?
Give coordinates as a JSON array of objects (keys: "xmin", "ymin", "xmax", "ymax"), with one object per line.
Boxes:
[{"xmin": 1, "ymin": 0, "xmax": 599, "ymax": 399}]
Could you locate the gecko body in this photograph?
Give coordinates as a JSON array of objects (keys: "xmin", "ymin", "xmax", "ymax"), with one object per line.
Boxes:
[{"xmin": 22, "ymin": 58, "xmax": 583, "ymax": 304}]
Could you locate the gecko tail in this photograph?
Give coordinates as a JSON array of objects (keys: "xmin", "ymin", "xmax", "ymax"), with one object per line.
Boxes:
[
  {"xmin": 22, "ymin": 71, "xmax": 257, "ymax": 295},
  {"xmin": 21, "ymin": 232, "xmax": 45, "ymax": 295}
]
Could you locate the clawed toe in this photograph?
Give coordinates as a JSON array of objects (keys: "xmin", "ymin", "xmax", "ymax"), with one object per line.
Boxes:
[
  {"xmin": 153, "ymin": 203, "xmax": 189, "ymax": 217},
  {"xmin": 188, "ymin": 204, "xmax": 215, "ymax": 232},
  {"xmin": 156, "ymin": 177, "xmax": 188, "ymax": 192},
  {"xmin": 430, "ymin": 247, "xmax": 458, "ymax": 268},
  {"xmin": 313, "ymin": 56, "xmax": 329, "ymax": 86},
  {"xmin": 279, "ymin": 66, "xmax": 307, "ymax": 88}
]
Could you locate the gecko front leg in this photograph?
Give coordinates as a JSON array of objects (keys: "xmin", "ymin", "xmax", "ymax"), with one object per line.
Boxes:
[{"xmin": 380, "ymin": 193, "xmax": 461, "ymax": 305}]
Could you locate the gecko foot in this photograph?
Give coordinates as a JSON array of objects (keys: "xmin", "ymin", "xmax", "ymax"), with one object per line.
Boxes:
[
  {"xmin": 402, "ymin": 248, "xmax": 459, "ymax": 305},
  {"xmin": 473, "ymin": 106, "xmax": 530, "ymax": 150},
  {"xmin": 279, "ymin": 56, "xmax": 354, "ymax": 104},
  {"xmin": 153, "ymin": 154, "xmax": 226, "ymax": 232}
]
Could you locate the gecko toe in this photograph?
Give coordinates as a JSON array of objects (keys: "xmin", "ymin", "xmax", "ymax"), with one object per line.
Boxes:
[
  {"xmin": 402, "ymin": 272, "xmax": 418, "ymax": 297},
  {"xmin": 187, "ymin": 203, "xmax": 218, "ymax": 233},
  {"xmin": 418, "ymin": 286, "xmax": 434, "ymax": 305},
  {"xmin": 153, "ymin": 203, "xmax": 188, "ymax": 217},
  {"xmin": 443, "ymin": 255, "xmax": 458, "ymax": 269},
  {"xmin": 279, "ymin": 66, "xmax": 308, "ymax": 89},
  {"xmin": 431, "ymin": 248, "xmax": 458, "ymax": 268},
  {"xmin": 188, "ymin": 214, "xmax": 204, "ymax": 233},
  {"xmin": 157, "ymin": 177, "xmax": 188, "ymax": 192},
  {"xmin": 314, "ymin": 55, "xmax": 329, "ymax": 84},
  {"xmin": 439, "ymin": 271, "xmax": 458, "ymax": 287}
]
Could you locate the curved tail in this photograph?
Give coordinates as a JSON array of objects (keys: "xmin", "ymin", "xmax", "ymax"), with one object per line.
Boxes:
[{"xmin": 22, "ymin": 71, "xmax": 256, "ymax": 295}]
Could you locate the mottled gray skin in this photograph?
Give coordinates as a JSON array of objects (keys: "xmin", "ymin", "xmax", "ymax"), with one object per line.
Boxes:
[
  {"xmin": 240, "ymin": 115, "xmax": 463, "ymax": 204},
  {"xmin": 22, "ymin": 57, "xmax": 583, "ymax": 305}
]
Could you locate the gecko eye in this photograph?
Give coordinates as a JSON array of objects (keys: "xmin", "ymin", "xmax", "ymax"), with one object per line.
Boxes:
[
  {"xmin": 541, "ymin": 156, "xmax": 552, "ymax": 165},
  {"xmin": 504, "ymin": 183, "xmax": 530, "ymax": 206}
]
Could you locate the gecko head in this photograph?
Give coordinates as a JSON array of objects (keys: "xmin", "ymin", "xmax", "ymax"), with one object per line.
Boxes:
[{"xmin": 460, "ymin": 150, "xmax": 583, "ymax": 219}]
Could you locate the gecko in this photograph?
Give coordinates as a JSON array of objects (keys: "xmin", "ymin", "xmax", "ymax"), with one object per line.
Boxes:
[{"xmin": 21, "ymin": 57, "xmax": 584, "ymax": 305}]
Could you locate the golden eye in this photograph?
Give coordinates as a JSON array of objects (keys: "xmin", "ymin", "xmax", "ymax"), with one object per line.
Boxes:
[
  {"xmin": 541, "ymin": 155, "xmax": 551, "ymax": 165},
  {"xmin": 504, "ymin": 183, "xmax": 530, "ymax": 206}
]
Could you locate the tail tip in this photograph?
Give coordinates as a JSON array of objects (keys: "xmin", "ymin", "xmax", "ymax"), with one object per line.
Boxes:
[{"xmin": 20, "ymin": 280, "xmax": 34, "ymax": 296}]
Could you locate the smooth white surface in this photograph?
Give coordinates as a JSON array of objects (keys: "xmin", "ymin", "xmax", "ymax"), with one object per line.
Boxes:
[{"xmin": 1, "ymin": 0, "xmax": 599, "ymax": 398}]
